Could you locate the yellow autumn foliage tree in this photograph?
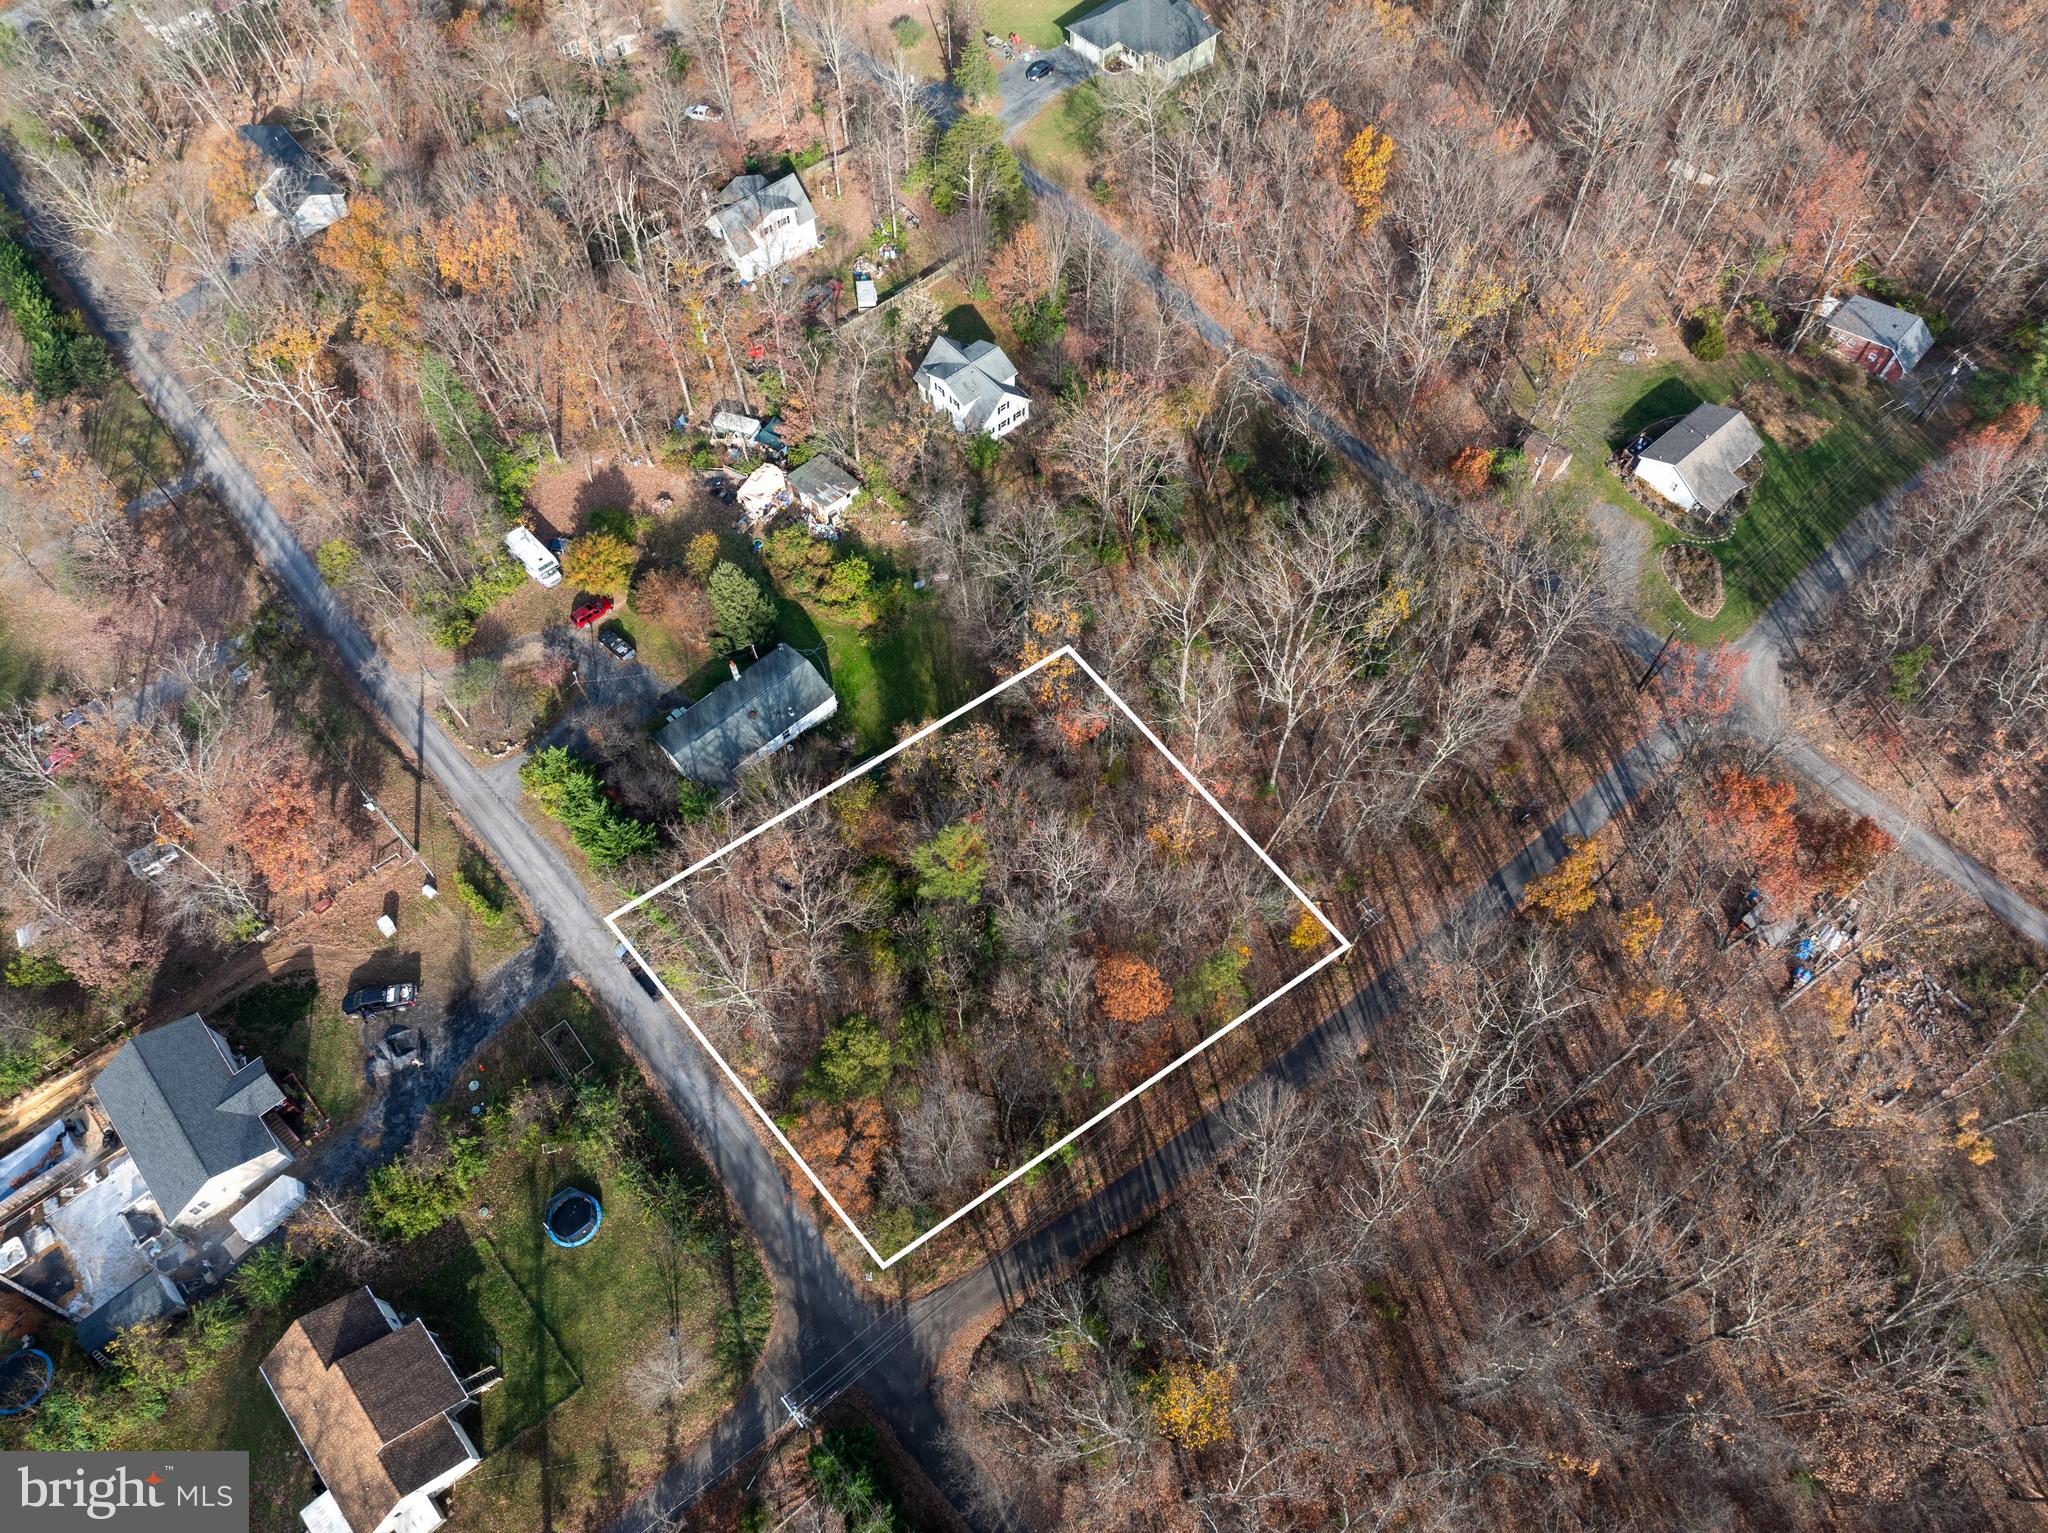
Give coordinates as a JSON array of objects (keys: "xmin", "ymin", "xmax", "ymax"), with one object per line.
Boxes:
[
  {"xmin": 1288, "ymin": 908, "xmax": 1329, "ymax": 951},
  {"xmin": 1523, "ymin": 837, "xmax": 1600, "ymax": 923},
  {"xmin": 1433, "ymin": 247, "xmax": 1524, "ymax": 346},
  {"xmin": 1148, "ymin": 1361, "xmax": 1234, "ymax": 1449},
  {"xmin": 1341, "ymin": 125, "xmax": 1395, "ymax": 233},
  {"xmin": 1619, "ymin": 903, "xmax": 1662, "ymax": 962}
]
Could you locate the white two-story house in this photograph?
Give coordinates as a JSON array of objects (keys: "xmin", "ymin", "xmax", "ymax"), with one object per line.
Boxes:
[
  {"xmin": 914, "ymin": 335, "xmax": 1031, "ymax": 440},
  {"xmin": 705, "ymin": 172, "xmax": 820, "ymax": 281},
  {"xmin": 91, "ymin": 1013, "xmax": 292, "ymax": 1231}
]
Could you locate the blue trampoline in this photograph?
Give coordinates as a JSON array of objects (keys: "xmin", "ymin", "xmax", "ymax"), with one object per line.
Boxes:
[
  {"xmin": 0, "ymin": 1344, "xmax": 53, "ymax": 1415},
  {"xmin": 544, "ymin": 1188, "xmax": 602, "ymax": 1249}
]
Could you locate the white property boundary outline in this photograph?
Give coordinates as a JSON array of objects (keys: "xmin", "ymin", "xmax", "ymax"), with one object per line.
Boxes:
[{"xmin": 604, "ymin": 645, "xmax": 1353, "ymax": 1269}]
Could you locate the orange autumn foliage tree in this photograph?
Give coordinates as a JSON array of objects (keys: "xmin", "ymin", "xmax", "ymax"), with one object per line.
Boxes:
[
  {"xmin": 988, "ymin": 223, "xmax": 1058, "ymax": 309},
  {"xmin": 1654, "ymin": 642, "xmax": 1745, "ymax": 735},
  {"xmin": 1302, "ymin": 98, "xmax": 1346, "ymax": 169},
  {"xmin": 205, "ymin": 137, "xmax": 264, "ymax": 226},
  {"xmin": 1706, "ymin": 767, "xmax": 1803, "ymax": 901},
  {"xmin": 1095, "ymin": 955, "xmax": 1172, "ymax": 1024},
  {"xmin": 431, "ymin": 197, "xmax": 525, "ymax": 300},
  {"xmin": 1447, "ymin": 444, "xmax": 1494, "ymax": 495},
  {"xmin": 316, "ymin": 197, "xmax": 422, "ymax": 350},
  {"xmin": 1797, "ymin": 811, "xmax": 1893, "ymax": 895},
  {"xmin": 235, "ymin": 755, "xmax": 342, "ymax": 897}
]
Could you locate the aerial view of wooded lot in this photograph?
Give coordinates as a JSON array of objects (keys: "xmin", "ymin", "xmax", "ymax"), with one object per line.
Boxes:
[
  {"xmin": 0, "ymin": 0, "xmax": 2043, "ymax": 1529},
  {"xmin": 621, "ymin": 649, "xmax": 1336, "ymax": 1261}
]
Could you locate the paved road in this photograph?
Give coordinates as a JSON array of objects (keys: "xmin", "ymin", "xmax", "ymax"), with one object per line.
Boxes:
[
  {"xmin": 1726, "ymin": 484, "xmax": 2048, "ymax": 946},
  {"xmin": 0, "ymin": 144, "xmax": 1685, "ymax": 1528},
  {"xmin": 0, "ymin": 142, "xmax": 991, "ymax": 1533},
  {"xmin": 998, "ymin": 93, "xmax": 2048, "ymax": 951}
]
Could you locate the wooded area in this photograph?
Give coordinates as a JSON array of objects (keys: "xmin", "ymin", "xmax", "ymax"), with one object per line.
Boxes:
[{"xmin": 624, "ymin": 660, "xmax": 1329, "ymax": 1256}]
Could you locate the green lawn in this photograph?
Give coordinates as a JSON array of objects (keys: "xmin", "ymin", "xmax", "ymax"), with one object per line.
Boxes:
[
  {"xmin": 220, "ymin": 976, "xmax": 366, "ymax": 1124},
  {"xmin": 608, "ymin": 605, "xmax": 705, "ymax": 686},
  {"xmin": 1012, "ymin": 82, "xmax": 1102, "ymax": 192},
  {"xmin": 393, "ymin": 1238, "xmax": 580, "ymax": 1452},
  {"xmin": 1552, "ymin": 348, "xmax": 1944, "ymax": 641},
  {"xmin": 0, "ymin": 613, "xmax": 47, "ymax": 705},
  {"xmin": 671, "ymin": 532, "xmax": 986, "ymax": 757},
  {"xmin": 811, "ymin": 595, "xmax": 983, "ymax": 754},
  {"xmin": 982, "ymin": 0, "xmax": 1096, "ymax": 48},
  {"xmin": 427, "ymin": 988, "xmax": 773, "ymax": 1532}
]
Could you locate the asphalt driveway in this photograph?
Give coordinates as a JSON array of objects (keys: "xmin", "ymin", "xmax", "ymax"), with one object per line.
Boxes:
[{"xmin": 997, "ymin": 47, "xmax": 1092, "ymax": 132}]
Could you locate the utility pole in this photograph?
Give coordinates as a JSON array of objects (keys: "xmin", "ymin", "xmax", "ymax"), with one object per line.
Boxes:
[
  {"xmin": 1635, "ymin": 626, "xmax": 1682, "ymax": 691},
  {"xmin": 310, "ymin": 717, "xmax": 434, "ymax": 889}
]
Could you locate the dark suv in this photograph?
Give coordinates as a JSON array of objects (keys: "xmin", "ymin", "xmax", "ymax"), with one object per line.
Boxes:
[{"xmin": 343, "ymin": 983, "xmax": 419, "ymax": 1017}]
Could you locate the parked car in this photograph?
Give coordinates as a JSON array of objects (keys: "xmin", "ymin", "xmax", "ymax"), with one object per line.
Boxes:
[
  {"xmin": 343, "ymin": 983, "xmax": 419, "ymax": 1017},
  {"xmin": 572, "ymin": 597, "xmax": 615, "ymax": 629},
  {"xmin": 598, "ymin": 629, "xmax": 636, "ymax": 661},
  {"xmin": 1026, "ymin": 58, "xmax": 1055, "ymax": 79},
  {"xmin": 615, "ymin": 942, "xmax": 661, "ymax": 999},
  {"xmin": 684, "ymin": 104, "xmax": 724, "ymax": 122}
]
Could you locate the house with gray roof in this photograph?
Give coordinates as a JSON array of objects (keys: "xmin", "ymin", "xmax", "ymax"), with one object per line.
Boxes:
[
  {"xmin": 1821, "ymin": 294, "xmax": 1934, "ymax": 383},
  {"xmin": 92, "ymin": 1013, "xmax": 290, "ymax": 1230},
  {"xmin": 706, "ymin": 171, "xmax": 820, "ymax": 281},
  {"xmin": 656, "ymin": 646, "xmax": 838, "ymax": 789},
  {"xmin": 914, "ymin": 334, "xmax": 1031, "ymax": 439},
  {"xmin": 788, "ymin": 455, "xmax": 861, "ymax": 526},
  {"xmin": 1630, "ymin": 404, "xmax": 1765, "ymax": 518},
  {"xmin": 239, "ymin": 124, "xmax": 349, "ymax": 238},
  {"xmin": 1064, "ymin": 0, "xmax": 1219, "ymax": 80}
]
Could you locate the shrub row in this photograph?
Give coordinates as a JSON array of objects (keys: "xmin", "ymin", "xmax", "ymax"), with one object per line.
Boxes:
[{"xmin": 518, "ymin": 746, "xmax": 660, "ymax": 869}]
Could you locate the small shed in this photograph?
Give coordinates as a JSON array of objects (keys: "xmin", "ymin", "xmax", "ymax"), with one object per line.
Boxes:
[
  {"xmin": 789, "ymin": 456, "xmax": 861, "ymax": 530},
  {"xmin": 710, "ymin": 408, "xmax": 763, "ymax": 446},
  {"xmin": 855, "ymin": 275, "xmax": 878, "ymax": 310},
  {"xmin": 1523, "ymin": 431, "xmax": 1572, "ymax": 485},
  {"xmin": 506, "ymin": 95, "xmax": 557, "ymax": 126}
]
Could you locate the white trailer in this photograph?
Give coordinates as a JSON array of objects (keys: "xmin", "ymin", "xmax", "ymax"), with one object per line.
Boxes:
[{"xmin": 505, "ymin": 526, "xmax": 562, "ymax": 587}]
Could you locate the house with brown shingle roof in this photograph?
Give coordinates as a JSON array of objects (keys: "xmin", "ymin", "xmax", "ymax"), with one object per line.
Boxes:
[{"xmin": 261, "ymin": 1287, "xmax": 482, "ymax": 1533}]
